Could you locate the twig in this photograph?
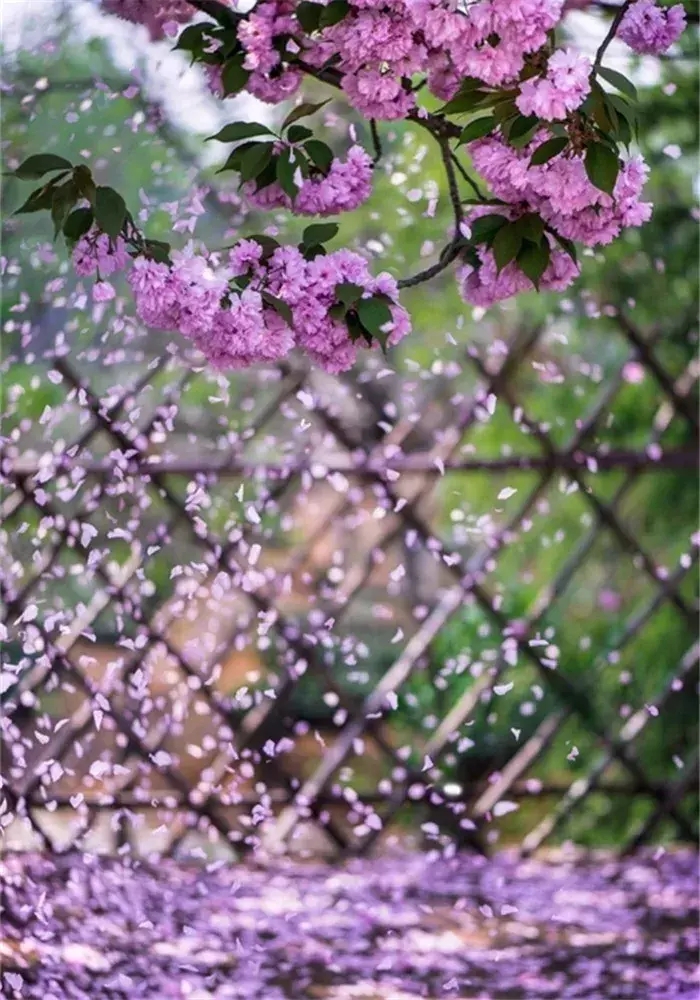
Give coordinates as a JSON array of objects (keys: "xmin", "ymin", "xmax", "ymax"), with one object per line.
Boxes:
[
  {"xmin": 369, "ymin": 119, "xmax": 382, "ymax": 165},
  {"xmin": 450, "ymin": 151, "xmax": 486, "ymax": 202},
  {"xmin": 439, "ymin": 136, "xmax": 463, "ymax": 231},
  {"xmin": 297, "ymin": 59, "xmax": 467, "ymax": 289},
  {"xmin": 396, "ymin": 138, "xmax": 466, "ymax": 289},
  {"xmin": 593, "ymin": 0, "xmax": 635, "ymax": 71},
  {"xmin": 397, "ymin": 240, "xmax": 462, "ymax": 289}
]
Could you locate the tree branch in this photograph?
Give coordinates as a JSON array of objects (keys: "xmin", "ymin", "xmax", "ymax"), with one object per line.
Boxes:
[
  {"xmin": 593, "ymin": 0, "xmax": 635, "ymax": 70},
  {"xmin": 450, "ymin": 151, "xmax": 486, "ymax": 202},
  {"xmin": 295, "ymin": 60, "xmax": 469, "ymax": 290},
  {"xmin": 369, "ymin": 119, "xmax": 382, "ymax": 165},
  {"xmin": 396, "ymin": 240, "xmax": 463, "ymax": 289}
]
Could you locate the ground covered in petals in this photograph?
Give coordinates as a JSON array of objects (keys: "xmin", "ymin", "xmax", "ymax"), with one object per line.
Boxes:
[{"xmin": 1, "ymin": 849, "xmax": 697, "ymax": 999}]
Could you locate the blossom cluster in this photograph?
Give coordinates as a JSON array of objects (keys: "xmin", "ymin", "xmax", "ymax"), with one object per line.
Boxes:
[
  {"xmin": 101, "ymin": 0, "xmax": 194, "ymax": 40},
  {"xmin": 619, "ymin": 0, "xmax": 687, "ymax": 55},
  {"xmin": 11, "ymin": 0, "xmax": 689, "ymax": 373},
  {"xmin": 470, "ymin": 133, "xmax": 652, "ymax": 247},
  {"xmin": 515, "ymin": 48, "xmax": 592, "ymax": 122},
  {"xmin": 72, "ymin": 231, "xmax": 131, "ymax": 279},
  {"xmin": 157, "ymin": 0, "xmax": 688, "ymax": 119},
  {"xmin": 455, "ymin": 131, "xmax": 652, "ymax": 307},
  {"xmin": 121, "ymin": 239, "xmax": 410, "ymax": 373},
  {"xmin": 72, "ymin": 231, "xmax": 132, "ymax": 302},
  {"xmin": 236, "ymin": 0, "xmax": 303, "ymax": 104},
  {"xmin": 458, "ymin": 214, "xmax": 582, "ymax": 311},
  {"xmin": 245, "ymin": 144, "xmax": 373, "ymax": 216}
]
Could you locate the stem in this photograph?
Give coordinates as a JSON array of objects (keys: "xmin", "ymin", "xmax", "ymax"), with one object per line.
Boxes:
[
  {"xmin": 397, "ymin": 240, "xmax": 462, "ymax": 290},
  {"xmin": 450, "ymin": 151, "xmax": 486, "ymax": 202},
  {"xmin": 439, "ymin": 136, "xmax": 463, "ymax": 232},
  {"xmin": 369, "ymin": 119, "xmax": 382, "ymax": 165},
  {"xmin": 593, "ymin": 0, "xmax": 635, "ymax": 71}
]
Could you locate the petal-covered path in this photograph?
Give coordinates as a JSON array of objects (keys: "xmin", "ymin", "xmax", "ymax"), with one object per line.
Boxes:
[{"xmin": 1, "ymin": 849, "xmax": 697, "ymax": 999}]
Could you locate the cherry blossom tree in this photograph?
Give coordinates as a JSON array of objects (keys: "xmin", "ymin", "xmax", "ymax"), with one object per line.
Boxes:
[{"xmin": 8, "ymin": 0, "xmax": 688, "ymax": 374}]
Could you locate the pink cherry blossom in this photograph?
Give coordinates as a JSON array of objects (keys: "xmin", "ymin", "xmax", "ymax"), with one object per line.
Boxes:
[
  {"xmin": 92, "ymin": 280, "xmax": 116, "ymax": 302},
  {"xmin": 246, "ymin": 145, "xmax": 373, "ymax": 216},
  {"xmin": 72, "ymin": 232, "xmax": 130, "ymax": 277},
  {"xmin": 516, "ymin": 49, "xmax": 592, "ymax": 121},
  {"xmin": 618, "ymin": 0, "xmax": 687, "ymax": 54},
  {"xmin": 101, "ymin": 0, "xmax": 193, "ymax": 40}
]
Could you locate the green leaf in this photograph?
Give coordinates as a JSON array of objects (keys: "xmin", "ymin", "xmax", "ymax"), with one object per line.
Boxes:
[
  {"xmin": 457, "ymin": 116, "xmax": 496, "ymax": 145},
  {"xmin": 509, "ymin": 128, "xmax": 541, "ymax": 150},
  {"xmin": 516, "ymin": 240, "xmax": 550, "ymax": 290},
  {"xmin": 239, "ymin": 142, "xmax": 274, "ymax": 182},
  {"xmin": 94, "ymin": 186, "xmax": 127, "ymax": 239},
  {"xmin": 439, "ymin": 78, "xmax": 490, "ymax": 115},
  {"xmin": 597, "ymin": 65, "xmax": 638, "ymax": 103},
  {"xmin": 319, "ymin": 0, "xmax": 350, "ymax": 27},
  {"xmin": 297, "ymin": 154, "xmax": 311, "ymax": 179},
  {"xmin": 218, "ymin": 141, "xmax": 258, "ymax": 173},
  {"xmin": 276, "ymin": 148, "xmax": 299, "ymax": 198},
  {"xmin": 304, "ymin": 139, "xmax": 334, "ymax": 174},
  {"xmin": 440, "ymin": 91, "xmax": 489, "ymax": 116},
  {"xmin": 346, "ymin": 312, "xmax": 371, "ymax": 346},
  {"xmin": 529, "ymin": 136, "xmax": 568, "ymax": 166},
  {"xmin": 584, "ymin": 141, "xmax": 620, "ymax": 196},
  {"xmin": 357, "ymin": 295, "xmax": 393, "ymax": 349},
  {"xmin": 144, "ymin": 239, "xmax": 172, "ymax": 265},
  {"xmin": 469, "ymin": 213, "xmax": 508, "ymax": 245},
  {"xmin": 329, "ymin": 303, "xmax": 346, "ymax": 322},
  {"xmin": 13, "ymin": 179, "xmax": 67, "ymax": 215},
  {"xmin": 335, "ymin": 281, "xmax": 364, "ymax": 307},
  {"xmin": 62, "ymin": 207, "xmax": 94, "ymax": 242},
  {"xmin": 296, "ymin": 1, "xmax": 323, "ymax": 33},
  {"xmin": 282, "ymin": 99, "xmax": 331, "ymax": 130},
  {"xmin": 507, "ymin": 114, "xmax": 539, "ymax": 142},
  {"xmin": 261, "ymin": 291, "xmax": 294, "ymax": 326},
  {"xmin": 174, "ymin": 22, "xmax": 210, "ymax": 56},
  {"xmin": 550, "ymin": 230, "xmax": 578, "ymax": 265},
  {"xmin": 514, "ymin": 212, "xmax": 545, "ymax": 245},
  {"xmin": 287, "ymin": 124, "xmax": 314, "ymax": 143},
  {"xmin": 453, "ymin": 76, "xmax": 486, "ymax": 93},
  {"xmin": 12, "ymin": 154, "xmax": 73, "ymax": 180},
  {"xmin": 492, "ymin": 223, "xmax": 523, "ymax": 273},
  {"xmin": 50, "ymin": 181, "xmax": 79, "ymax": 240},
  {"xmin": 222, "ymin": 55, "xmax": 250, "ymax": 96},
  {"xmin": 302, "ymin": 223, "xmax": 338, "ymax": 248},
  {"xmin": 254, "ymin": 155, "xmax": 279, "ymax": 191},
  {"xmin": 187, "ymin": 0, "xmax": 240, "ymax": 29},
  {"xmin": 304, "ymin": 244, "xmax": 327, "ymax": 260},
  {"xmin": 606, "ymin": 93, "xmax": 638, "ymax": 126},
  {"xmin": 614, "ymin": 113, "xmax": 632, "ymax": 149},
  {"xmin": 207, "ymin": 121, "xmax": 274, "ymax": 143},
  {"xmin": 492, "ymin": 98, "xmax": 518, "ymax": 123},
  {"xmin": 605, "ymin": 93, "xmax": 638, "ymax": 146},
  {"xmin": 73, "ymin": 164, "xmax": 96, "ymax": 203},
  {"xmin": 590, "ymin": 82, "xmax": 616, "ymax": 134},
  {"xmin": 217, "ymin": 26, "xmax": 243, "ymax": 59}
]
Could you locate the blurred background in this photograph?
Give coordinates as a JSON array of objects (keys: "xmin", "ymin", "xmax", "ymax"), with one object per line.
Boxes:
[{"xmin": 1, "ymin": 0, "xmax": 698, "ymax": 860}]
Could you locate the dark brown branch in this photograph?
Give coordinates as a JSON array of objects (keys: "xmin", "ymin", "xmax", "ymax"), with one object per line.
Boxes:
[
  {"xmin": 369, "ymin": 119, "xmax": 382, "ymax": 164},
  {"xmin": 593, "ymin": 0, "xmax": 635, "ymax": 70},
  {"xmin": 450, "ymin": 150, "xmax": 487, "ymax": 202}
]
